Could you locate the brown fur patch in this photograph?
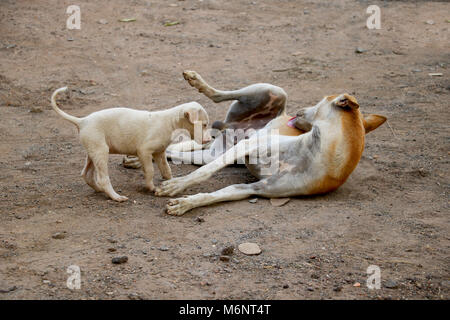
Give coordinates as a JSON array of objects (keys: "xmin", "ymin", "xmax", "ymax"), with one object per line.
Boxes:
[
  {"xmin": 326, "ymin": 95, "xmax": 339, "ymax": 101},
  {"xmin": 306, "ymin": 109, "xmax": 365, "ymax": 194}
]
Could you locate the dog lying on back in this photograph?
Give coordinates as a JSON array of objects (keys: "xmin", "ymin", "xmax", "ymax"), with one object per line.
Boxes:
[
  {"xmin": 154, "ymin": 71, "xmax": 387, "ymax": 215},
  {"xmin": 50, "ymin": 87, "xmax": 210, "ymax": 202}
]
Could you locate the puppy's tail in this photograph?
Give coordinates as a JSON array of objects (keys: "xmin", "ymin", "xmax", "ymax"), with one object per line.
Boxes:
[{"xmin": 50, "ymin": 87, "xmax": 81, "ymax": 126}]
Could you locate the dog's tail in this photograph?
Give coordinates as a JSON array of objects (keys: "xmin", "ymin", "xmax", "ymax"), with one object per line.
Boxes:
[{"xmin": 50, "ymin": 87, "xmax": 81, "ymax": 126}]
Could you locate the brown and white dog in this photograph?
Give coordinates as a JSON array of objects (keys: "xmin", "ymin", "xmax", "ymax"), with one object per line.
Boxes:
[{"xmin": 154, "ymin": 71, "xmax": 387, "ymax": 215}]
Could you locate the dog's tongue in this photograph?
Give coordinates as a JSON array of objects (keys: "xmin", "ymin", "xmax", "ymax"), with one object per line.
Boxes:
[{"xmin": 287, "ymin": 116, "xmax": 297, "ymax": 128}]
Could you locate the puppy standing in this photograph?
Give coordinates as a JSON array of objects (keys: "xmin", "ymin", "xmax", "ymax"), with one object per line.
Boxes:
[{"xmin": 50, "ymin": 87, "xmax": 210, "ymax": 202}]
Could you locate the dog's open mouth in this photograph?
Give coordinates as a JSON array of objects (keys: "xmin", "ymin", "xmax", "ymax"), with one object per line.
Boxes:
[{"xmin": 287, "ymin": 116, "xmax": 297, "ymax": 128}]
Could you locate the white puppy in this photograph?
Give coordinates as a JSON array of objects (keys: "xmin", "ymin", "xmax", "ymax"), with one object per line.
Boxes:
[{"xmin": 51, "ymin": 87, "xmax": 211, "ymax": 202}]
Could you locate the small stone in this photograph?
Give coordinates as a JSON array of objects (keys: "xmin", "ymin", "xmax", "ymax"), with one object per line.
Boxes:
[
  {"xmin": 283, "ymin": 284, "xmax": 289, "ymax": 289},
  {"xmin": 51, "ymin": 232, "xmax": 66, "ymax": 239},
  {"xmin": 270, "ymin": 198, "xmax": 290, "ymax": 207},
  {"xmin": 158, "ymin": 246, "xmax": 169, "ymax": 251},
  {"xmin": 42, "ymin": 280, "xmax": 51, "ymax": 284},
  {"xmin": 112, "ymin": 256, "xmax": 128, "ymax": 264},
  {"xmin": 128, "ymin": 293, "xmax": 143, "ymax": 300},
  {"xmin": 67, "ymin": 37, "xmax": 74, "ymax": 41},
  {"xmin": 219, "ymin": 255, "xmax": 230, "ymax": 262},
  {"xmin": 30, "ymin": 107, "xmax": 43, "ymax": 113},
  {"xmin": 425, "ymin": 20, "xmax": 435, "ymax": 25},
  {"xmin": 384, "ymin": 280, "xmax": 398, "ymax": 289},
  {"xmin": 307, "ymin": 287, "xmax": 314, "ymax": 292},
  {"xmin": 248, "ymin": 198, "xmax": 258, "ymax": 203},
  {"xmin": 238, "ymin": 242, "xmax": 261, "ymax": 255},
  {"xmin": 195, "ymin": 216, "xmax": 205, "ymax": 223},
  {"xmin": 353, "ymin": 282, "xmax": 361, "ymax": 287},
  {"xmin": 97, "ymin": 19, "xmax": 108, "ymax": 24},
  {"xmin": 428, "ymin": 73, "xmax": 443, "ymax": 77},
  {"xmin": 107, "ymin": 238, "xmax": 117, "ymax": 243},
  {"xmin": 333, "ymin": 285, "xmax": 342, "ymax": 292},
  {"xmin": 355, "ymin": 47, "xmax": 366, "ymax": 54},
  {"xmin": 107, "ymin": 248, "xmax": 117, "ymax": 253},
  {"xmin": 0, "ymin": 286, "xmax": 17, "ymax": 293},
  {"xmin": 221, "ymin": 246, "xmax": 234, "ymax": 256}
]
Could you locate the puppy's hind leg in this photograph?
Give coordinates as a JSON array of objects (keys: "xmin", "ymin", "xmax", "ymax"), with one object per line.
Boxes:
[
  {"xmin": 81, "ymin": 156, "xmax": 101, "ymax": 192},
  {"xmin": 89, "ymin": 148, "xmax": 128, "ymax": 202}
]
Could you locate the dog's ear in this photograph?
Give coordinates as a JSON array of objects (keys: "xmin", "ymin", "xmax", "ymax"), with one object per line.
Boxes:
[
  {"xmin": 334, "ymin": 94, "xmax": 359, "ymax": 110},
  {"xmin": 363, "ymin": 114, "xmax": 387, "ymax": 134},
  {"xmin": 184, "ymin": 110, "xmax": 198, "ymax": 124}
]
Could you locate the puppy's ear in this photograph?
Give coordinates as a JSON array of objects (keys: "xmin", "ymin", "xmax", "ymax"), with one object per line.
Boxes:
[
  {"xmin": 334, "ymin": 94, "xmax": 359, "ymax": 109},
  {"xmin": 184, "ymin": 110, "xmax": 198, "ymax": 124},
  {"xmin": 363, "ymin": 114, "xmax": 387, "ymax": 134}
]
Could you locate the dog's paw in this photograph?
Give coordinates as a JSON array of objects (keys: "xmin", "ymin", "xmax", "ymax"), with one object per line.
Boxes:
[
  {"xmin": 122, "ymin": 156, "xmax": 142, "ymax": 169},
  {"xmin": 166, "ymin": 197, "xmax": 192, "ymax": 216},
  {"xmin": 155, "ymin": 177, "xmax": 187, "ymax": 197},
  {"xmin": 112, "ymin": 195, "xmax": 129, "ymax": 202},
  {"xmin": 182, "ymin": 70, "xmax": 220, "ymax": 101}
]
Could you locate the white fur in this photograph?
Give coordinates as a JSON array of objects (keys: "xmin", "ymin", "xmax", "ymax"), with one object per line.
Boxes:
[{"xmin": 51, "ymin": 87, "xmax": 210, "ymax": 202}]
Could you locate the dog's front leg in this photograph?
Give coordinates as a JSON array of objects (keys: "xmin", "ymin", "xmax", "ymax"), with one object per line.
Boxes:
[
  {"xmin": 138, "ymin": 150, "xmax": 155, "ymax": 192},
  {"xmin": 166, "ymin": 183, "xmax": 260, "ymax": 216},
  {"xmin": 154, "ymin": 151, "xmax": 172, "ymax": 180},
  {"xmin": 155, "ymin": 138, "xmax": 257, "ymax": 197}
]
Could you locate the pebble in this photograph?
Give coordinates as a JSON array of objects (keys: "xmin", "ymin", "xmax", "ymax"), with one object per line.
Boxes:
[
  {"xmin": 219, "ymin": 255, "xmax": 230, "ymax": 262},
  {"xmin": 107, "ymin": 248, "xmax": 117, "ymax": 253},
  {"xmin": 0, "ymin": 286, "xmax": 17, "ymax": 293},
  {"xmin": 221, "ymin": 246, "xmax": 234, "ymax": 256},
  {"xmin": 51, "ymin": 232, "xmax": 66, "ymax": 239},
  {"xmin": 283, "ymin": 284, "xmax": 289, "ymax": 289},
  {"xmin": 384, "ymin": 280, "xmax": 398, "ymax": 289},
  {"xmin": 270, "ymin": 198, "xmax": 290, "ymax": 207},
  {"xmin": 355, "ymin": 47, "xmax": 366, "ymax": 54},
  {"xmin": 248, "ymin": 198, "xmax": 258, "ymax": 203},
  {"xmin": 238, "ymin": 242, "xmax": 262, "ymax": 255},
  {"xmin": 333, "ymin": 285, "xmax": 342, "ymax": 292},
  {"xmin": 97, "ymin": 19, "xmax": 108, "ymax": 24},
  {"xmin": 195, "ymin": 216, "xmax": 205, "ymax": 223},
  {"xmin": 112, "ymin": 256, "xmax": 128, "ymax": 264},
  {"xmin": 158, "ymin": 246, "xmax": 169, "ymax": 251},
  {"xmin": 30, "ymin": 107, "xmax": 43, "ymax": 113}
]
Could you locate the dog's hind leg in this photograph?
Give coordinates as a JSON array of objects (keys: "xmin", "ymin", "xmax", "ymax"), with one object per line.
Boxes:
[{"xmin": 81, "ymin": 156, "xmax": 101, "ymax": 192}]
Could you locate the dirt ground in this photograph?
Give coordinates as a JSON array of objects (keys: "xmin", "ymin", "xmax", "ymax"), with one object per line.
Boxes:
[{"xmin": 0, "ymin": 0, "xmax": 448, "ymax": 300}]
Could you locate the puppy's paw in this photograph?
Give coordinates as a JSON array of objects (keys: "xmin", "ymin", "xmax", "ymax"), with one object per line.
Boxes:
[
  {"xmin": 166, "ymin": 197, "xmax": 192, "ymax": 216},
  {"xmin": 113, "ymin": 195, "xmax": 129, "ymax": 202},
  {"xmin": 155, "ymin": 177, "xmax": 187, "ymax": 197}
]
